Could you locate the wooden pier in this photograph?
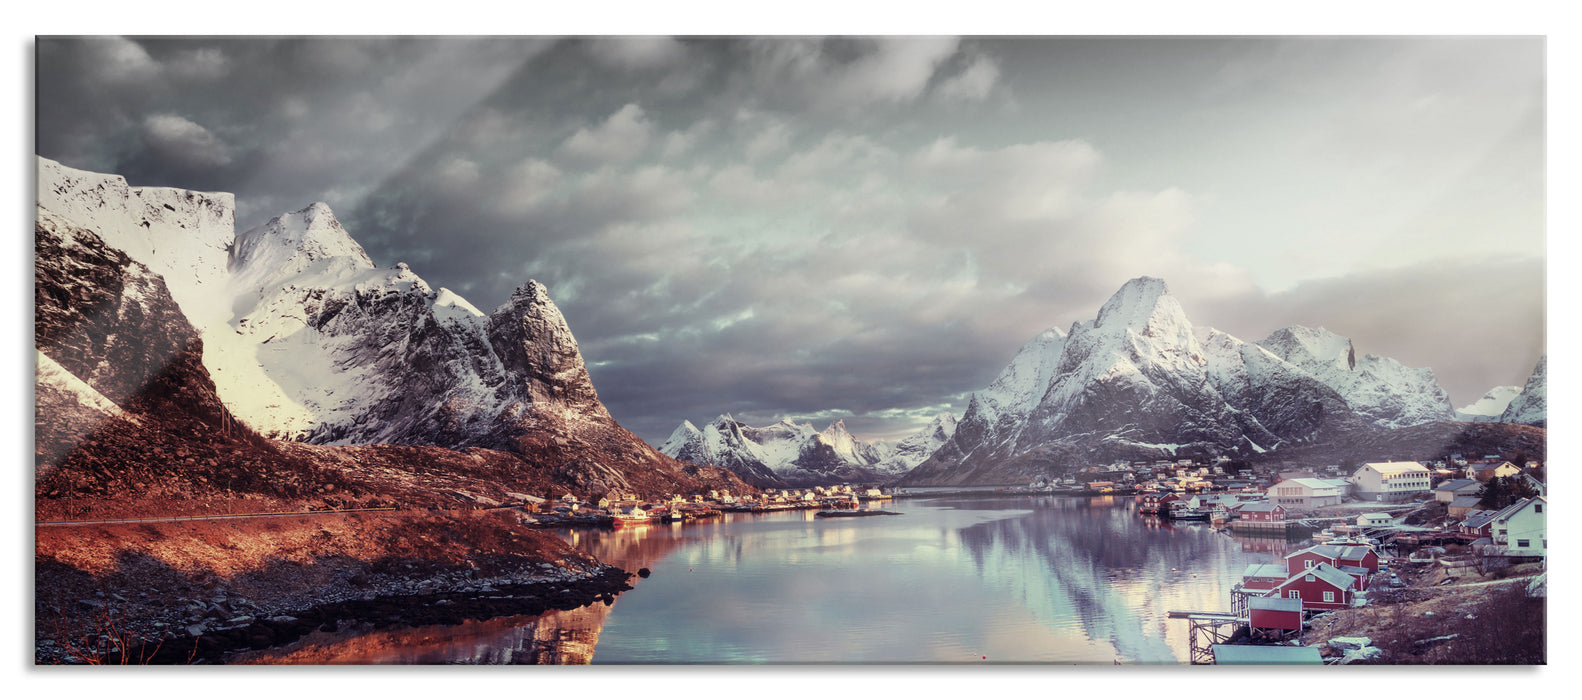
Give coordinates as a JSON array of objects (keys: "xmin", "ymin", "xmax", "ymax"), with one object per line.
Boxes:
[{"xmin": 1167, "ymin": 610, "xmax": 1247, "ymax": 665}]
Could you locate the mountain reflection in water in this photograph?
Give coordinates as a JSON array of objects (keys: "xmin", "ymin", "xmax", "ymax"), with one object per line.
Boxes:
[{"xmin": 232, "ymin": 497, "xmax": 1305, "ymax": 664}]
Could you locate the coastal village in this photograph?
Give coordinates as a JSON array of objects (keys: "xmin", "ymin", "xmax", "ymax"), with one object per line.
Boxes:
[
  {"xmin": 518, "ymin": 452, "xmax": 1547, "ymax": 665},
  {"xmin": 1023, "ymin": 453, "xmax": 1550, "ymax": 664},
  {"xmin": 512, "ymin": 484, "xmax": 895, "ymax": 527}
]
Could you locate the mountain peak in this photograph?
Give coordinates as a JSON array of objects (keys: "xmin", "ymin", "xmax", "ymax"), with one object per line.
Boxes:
[
  {"xmin": 232, "ymin": 201, "xmax": 374, "ymax": 288},
  {"xmin": 484, "ymin": 277, "xmax": 605, "ymax": 419},
  {"xmin": 1101, "ymin": 275, "xmax": 1177, "ymax": 330},
  {"xmin": 1261, "ymin": 325, "xmax": 1356, "ymax": 372},
  {"xmin": 505, "ymin": 279, "xmax": 552, "ymax": 306}
]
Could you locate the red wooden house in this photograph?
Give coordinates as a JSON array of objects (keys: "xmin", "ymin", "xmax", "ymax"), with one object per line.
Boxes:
[
  {"xmin": 1266, "ymin": 562, "xmax": 1357, "ymax": 611},
  {"xmin": 1285, "ymin": 543, "xmax": 1379, "ymax": 590},
  {"xmin": 1237, "ymin": 563, "xmax": 1289, "ymax": 593},
  {"xmin": 1237, "ymin": 502, "xmax": 1287, "ymax": 523},
  {"xmin": 1139, "ymin": 492, "xmax": 1180, "ymax": 515},
  {"xmin": 1457, "ymin": 509, "xmax": 1500, "ymax": 541},
  {"xmin": 1334, "ymin": 544, "xmax": 1380, "ymax": 574},
  {"xmin": 1248, "ymin": 595, "xmax": 1303, "ymax": 633}
]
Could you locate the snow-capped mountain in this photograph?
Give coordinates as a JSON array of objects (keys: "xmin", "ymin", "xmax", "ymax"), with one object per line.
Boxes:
[
  {"xmin": 35, "ymin": 156, "xmax": 742, "ymax": 498},
  {"xmin": 900, "ymin": 276, "xmax": 1453, "ymax": 486},
  {"xmin": 871, "ymin": 413, "xmax": 957, "ymax": 474},
  {"xmin": 1455, "ymin": 385, "xmax": 1524, "ymax": 422},
  {"xmin": 1256, "ymin": 326, "xmax": 1456, "ymax": 428},
  {"xmin": 660, "ymin": 414, "xmax": 949, "ymax": 487},
  {"xmin": 1499, "ymin": 355, "xmax": 1546, "ymax": 427},
  {"xmin": 659, "ymin": 416, "xmax": 787, "ymax": 488}
]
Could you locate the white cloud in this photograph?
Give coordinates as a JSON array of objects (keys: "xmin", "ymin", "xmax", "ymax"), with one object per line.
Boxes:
[
  {"xmin": 141, "ymin": 113, "xmax": 232, "ymax": 169},
  {"xmin": 744, "ymin": 37, "xmax": 965, "ymax": 111},
  {"xmin": 935, "ymin": 53, "xmax": 1001, "ymax": 102},
  {"xmin": 558, "ymin": 103, "xmax": 654, "ymax": 165},
  {"xmin": 165, "ymin": 47, "xmax": 231, "ymax": 81},
  {"xmin": 89, "ymin": 36, "xmax": 160, "ymax": 84},
  {"xmin": 586, "ymin": 37, "xmax": 689, "ymax": 70},
  {"xmin": 659, "ymin": 119, "xmax": 715, "ymax": 160},
  {"xmin": 492, "ymin": 158, "xmax": 562, "ymax": 219},
  {"xmin": 832, "ymin": 36, "xmax": 960, "ymax": 104},
  {"xmin": 910, "ymin": 137, "xmax": 1102, "ymax": 222},
  {"xmin": 433, "ymin": 156, "xmax": 482, "ymax": 195},
  {"xmin": 744, "ymin": 121, "xmax": 792, "ymax": 161}
]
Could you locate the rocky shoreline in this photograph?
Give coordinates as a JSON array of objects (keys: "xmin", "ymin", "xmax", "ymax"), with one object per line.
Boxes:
[{"xmin": 37, "ymin": 561, "xmax": 634, "ymax": 665}]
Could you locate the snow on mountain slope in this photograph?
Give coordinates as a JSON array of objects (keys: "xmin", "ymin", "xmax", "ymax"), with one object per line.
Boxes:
[
  {"xmin": 872, "ymin": 413, "xmax": 956, "ymax": 473},
  {"xmin": 37, "ymin": 158, "xmax": 620, "ymax": 452},
  {"xmin": 35, "ymin": 156, "xmax": 757, "ymax": 501},
  {"xmin": 901, "ymin": 277, "xmax": 1398, "ymax": 486},
  {"xmin": 1499, "ymin": 355, "xmax": 1546, "ymax": 427},
  {"xmin": 1455, "ymin": 385, "xmax": 1523, "ymax": 421},
  {"xmin": 1022, "ymin": 277, "xmax": 1241, "ymax": 450},
  {"xmin": 659, "ymin": 414, "xmax": 948, "ymax": 486},
  {"xmin": 37, "ymin": 157, "xmax": 235, "ymax": 328},
  {"xmin": 660, "ymin": 416, "xmax": 783, "ymax": 488},
  {"xmin": 1257, "ymin": 326, "xmax": 1455, "ymax": 428}
]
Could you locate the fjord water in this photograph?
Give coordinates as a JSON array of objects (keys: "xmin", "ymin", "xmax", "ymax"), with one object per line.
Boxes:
[
  {"xmin": 579, "ymin": 495, "xmax": 1285, "ymax": 664},
  {"xmin": 239, "ymin": 494, "xmax": 1297, "ymax": 664}
]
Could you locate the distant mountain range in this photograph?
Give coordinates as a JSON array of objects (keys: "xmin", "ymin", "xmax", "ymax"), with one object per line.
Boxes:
[
  {"xmin": 659, "ymin": 414, "xmax": 957, "ymax": 488},
  {"xmin": 35, "ymin": 157, "xmax": 1544, "ymax": 497},
  {"xmin": 896, "ymin": 277, "xmax": 1545, "ymax": 486}
]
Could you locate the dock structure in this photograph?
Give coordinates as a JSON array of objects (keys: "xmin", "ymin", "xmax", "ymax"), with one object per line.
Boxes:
[{"xmin": 1167, "ymin": 610, "xmax": 1246, "ymax": 665}]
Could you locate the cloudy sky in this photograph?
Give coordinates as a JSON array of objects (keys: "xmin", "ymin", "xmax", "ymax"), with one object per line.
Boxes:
[{"xmin": 35, "ymin": 36, "xmax": 1546, "ymax": 444}]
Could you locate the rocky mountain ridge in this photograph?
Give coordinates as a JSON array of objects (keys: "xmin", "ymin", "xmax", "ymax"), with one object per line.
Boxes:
[
  {"xmin": 34, "ymin": 156, "xmax": 748, "ymax": 502},
  {"xmin": 899, "ymin": 276, "xmax": 1532, "ymax": 486}
]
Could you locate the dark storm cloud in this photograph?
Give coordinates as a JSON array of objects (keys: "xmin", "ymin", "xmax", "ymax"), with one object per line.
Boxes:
[
  {"xmin": 35, "ymin": 36, "xmax": 1544, "ymax": 445},
  {"xmin": 38, "ymin": 36, "xmax": 554, "ymax": 223}
]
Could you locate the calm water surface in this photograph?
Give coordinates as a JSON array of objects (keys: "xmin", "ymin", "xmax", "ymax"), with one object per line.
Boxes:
[{"xmin": 238, "ymin": 494, "xmax": 1305, "ymax": 664}]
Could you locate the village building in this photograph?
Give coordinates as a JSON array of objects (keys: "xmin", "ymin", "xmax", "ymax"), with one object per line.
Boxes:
[
  {"xmin": 1356, "ymin": 513, "xmax": 1393, "ymax": 528},
  {"xmin": 1457, "ymin": 509, "xmax": 1502, "ymax": 541},
  {"xmin": 1284, "ymin": 543, "xmax": 1379, "ymax": 590},
  {"xmin": 1236, "ymin": 501, "xmax": 1287, "ymax": 523},
  {"xmin": 1514, "ymin": 472, "xmax": 1547, "ymax": 497},
  {"xmin": 1270, "ymin": 478, "xmax": 1347, "ymax": 511},
  {"xmin": 1266, "ymin": 562, "xmax": 1358, "ymax": 611},
  {"xmin": 1210, "ymin": 643, "xmax": 1323, "ymax": 665},
  {"xmin": 1348, "ymin": 461, "xmax": 1432, "ymax": 502},
  {"xmin": 1139, "ymin": 492, "xmax": 1179, "ymax": 515},
  {"xmin": 1435, "ymin": 478, "xmax": 1481, "ymax": 503},
  {"xmin": 1238, "ymin": 564, "xmax": 1290, "ymax": 594},
  {"xmin": 1490, "ymin": 496, "xmax": 1547, "ymax": 556},
  {"xmin": 1474, "ymin": 462, "xmax": 1523, "ymax": 483},
  {"xmin": 1448, "ymin": 495, "xmax": 1484, "ymax": 519},
  {"xmin": 1247, "ymin": 596, "xmax": 1305, "ymax": 636}
]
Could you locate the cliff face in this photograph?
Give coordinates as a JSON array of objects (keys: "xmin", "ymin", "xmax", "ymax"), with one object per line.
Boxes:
[
  {"xmin": 34, "ymin": 157, "xmax": 752, "ymax": 505},
  {"xmin": 34, "ymin": 211, "xmax": 334, "ymax": 506}
]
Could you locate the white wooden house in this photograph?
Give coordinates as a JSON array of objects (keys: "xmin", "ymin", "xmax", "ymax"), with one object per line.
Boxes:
[{"xmin": 1491, "ymin": 496, "xmax": 1547, "ymax": 556}]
